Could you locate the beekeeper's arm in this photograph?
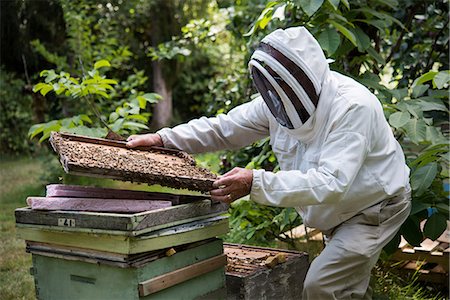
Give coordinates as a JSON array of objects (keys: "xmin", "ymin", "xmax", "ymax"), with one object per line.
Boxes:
[
  {"xmin": 211, "ymin": 103, "xmax": 375, "ymax": 206},
  {"xmin": 153, "ymin": 97, "xmax": 270, "ymax": 153}
]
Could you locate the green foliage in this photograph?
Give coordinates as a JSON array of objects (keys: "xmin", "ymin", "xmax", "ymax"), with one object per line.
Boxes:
[
  {"xmin": 225, "ymin": 199, "xmax": 302, "ymax": 247},
  {"xmin": 29, "ymin": 60, "xmax": 160, "ymax": 141},
  {"xmin": 381, "ymin": 70, "xmax": 449, "ymax": 250},
  {"xmin": 0, "ymin": 68, "xmax": 33, "ymax": 154}
]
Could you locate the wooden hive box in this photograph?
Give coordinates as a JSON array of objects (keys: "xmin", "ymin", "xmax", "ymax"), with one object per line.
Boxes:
[
  {"xmin": 15, "ymin": 184, "xmax": 229, "ymax": 254},
  {"xmin": 17, "ymin": 215, "xmax": 229, "ymax": 255},
  {"xmin": 16, "ymin": 184, "xmax": 229, "ymax": 236},
  {"xmin": 224, "ymin": 244, "xmax": 309, "ymax": 300},
  {"xmin": 28, "ymin": 239, "xmax": 226, "ymax": 300}
]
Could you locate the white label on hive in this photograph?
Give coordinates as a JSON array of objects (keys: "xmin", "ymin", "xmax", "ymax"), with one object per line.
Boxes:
[{"xmin": 58, "ymin": 218, "xmax": 76, "ymax": 227}]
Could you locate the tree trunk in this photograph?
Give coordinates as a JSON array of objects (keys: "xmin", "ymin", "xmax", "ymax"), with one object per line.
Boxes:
[
  {"xmin": 150, "ymin": 60, "xmax": 173, "ymax": 130},
  {"xmin": 148, "ymin": 0, "xmax": 178, "ymax": 131}
]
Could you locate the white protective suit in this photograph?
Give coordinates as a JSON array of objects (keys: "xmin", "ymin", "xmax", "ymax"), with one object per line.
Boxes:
[
  {"xmin": 158, "ymin": 26, "xmax": 412, "ymax": 299},
  {"xmin": 157, "ymin": 27, "xmax": 411, "ymax": 233}
]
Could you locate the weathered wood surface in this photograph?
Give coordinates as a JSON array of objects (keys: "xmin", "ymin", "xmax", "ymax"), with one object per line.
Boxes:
[
  {"xmin": 15, "ymin": 200, "xmax": 228, "ymax": 235},
  {"xmin": 26, "ymin": 239, "xmax": 218, "ymax": 268},
  {"xmin": 16, "ymin": 216, "xmax": 229, "ymax": 254},
  {"xmin": 26, "ymin": 197, "xmax": 172, "ymax": 213},
  {"xmin": 49, "ymin": 132, "xmax": 217, "ymax": 192},
  {"xmin": 47, "ymin": 184, "xmax": 214, "ymax": 205},
  {"xmin": 224, "ymin": 243, "xmax": 309, "ymax": 300},
  {"xmin": 389, "ymin": 221, "xmax": 449, "ymax": 284},
  {"xmin": 46, "ymin": 184, "xmax": 180, "ymax": 204},
  {"xmin": 138, "ymin": 254, "xmax": 227, "ymax": 296}
]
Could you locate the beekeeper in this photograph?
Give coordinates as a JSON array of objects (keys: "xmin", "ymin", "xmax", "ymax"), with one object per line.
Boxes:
[{"xmin": 127, "ymin": 26, "xmax": 411, "ymax": 299}]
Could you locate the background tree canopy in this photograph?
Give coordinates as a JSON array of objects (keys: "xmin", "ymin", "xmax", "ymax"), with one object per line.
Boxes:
[{"xmin": 1, "ymin": 0, "xmax": 448, "ymax": 251}]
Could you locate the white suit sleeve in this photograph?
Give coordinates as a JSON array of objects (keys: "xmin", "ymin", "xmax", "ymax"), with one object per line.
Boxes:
[
  {"xmin": 157, "ymin": 97, "xmax": 271, "ymax": 153},
  {"xmin": 251, "ymin": 104, "xmax": 375, "ymax": 207}
]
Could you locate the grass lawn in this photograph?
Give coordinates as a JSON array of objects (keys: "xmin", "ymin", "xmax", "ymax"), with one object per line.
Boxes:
[{"xmin": 0, "ymin": 156, "xmax": 46, "ymax": 300}]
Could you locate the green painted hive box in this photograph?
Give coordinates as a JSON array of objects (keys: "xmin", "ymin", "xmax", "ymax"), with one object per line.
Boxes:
[
  {"xmin": 29, "ymin": 239, "xmax": 226, "ymax": 300},
  {"xmin": 16, "ymin": 215, "xmax": 228, "ymax": 255}
]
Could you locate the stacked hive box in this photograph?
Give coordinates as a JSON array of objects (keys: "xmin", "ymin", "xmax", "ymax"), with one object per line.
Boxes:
[
  {"xmin": 15, "ymin": 132, "xmax": 230, "ymax": 299},
  {"xmin": 16, "ymin": 185, "xmax": 229, "ymax": 300}
]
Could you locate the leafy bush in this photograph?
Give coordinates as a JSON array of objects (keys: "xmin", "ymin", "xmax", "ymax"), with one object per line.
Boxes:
[
  {"xmin": 29, "ymin": 60, "xmax": 160, "ymax": 141},
  {"xmin": 0, "ymin": 68, "xmax": 33, "ymax": 154}
]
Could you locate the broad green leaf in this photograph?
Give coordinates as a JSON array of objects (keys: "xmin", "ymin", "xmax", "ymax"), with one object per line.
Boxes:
[
  {"xmin": 44, "ymin": 70, "xmax": 58, "ymax": 83},
  {"xmin": 116, "ymin": 107, "xmax": 126, "ymax": 117},
  {"xmin": 39, "ymin": 123, "xmax": 61, "ymax": 143},
  {"xmin": 243, "ymin": 2, "xmax": 278, "ymax": 36},
  {"xmin": 94, "ymin": 60, "xmax": 111, "ymax": 70},
  {"xmin": 39, "ymin": 70, "xmax": 49, "ymax": 77},
  {"xmin": 137, "ymin": 96, "xmax": 147, "ymax": 109},
  {"xmin": 327, "ymin": 0, "xmax": 340, "ymax": 10},
  {"xmin": 435, "ymin": 203, "xmax": 450, "ymax": 215},
  {"xmin": 328, "ymin": 20, "xmax": 357, "ymax": 46},
  {"xmin": 400, "ymin": 217, "xmax": 423, "ymax": 247},
  {"xmin": 61, "ymin": 118, "xmax": 73, "ymax": 128},
  {"xmin": 411, "ymin": 162, "xmax": 438, "ymax": 196},
  {"xmin": 123, "ymin": 121, "xmax": 149, "ymax": 130},
  {"xmin": 100, "ymin": 79, "xmax": 118, "ymax": 85},
  {"xmin": 433, "ymin": 70, "xmax": 450, "ymax": 89},
  {"xmin": 111, "ymin": 118, "xmax": 125, "ymax": 132},
  {"xmin": 28, "ymin": 123, "xmax": 45, "ymax": 138},
  {"xmin": 80, "ymin": 115, "xmax": 93, "ymax": 124},
  {"xmin": 259, "ymin": 9, "xmax": 274, "ymax": 29},
  {"xmin": 426, "ymin": 126, "xmax": 446, "ymax": 144},
  {"xmin": 351, "ymin": 27, "xmax": 370, "ymax": 52},
  {"xmin": 423, "ymin": 213, "xmax": 447, "ymax": 240},
  {"xmin": 405, "ymin": 102, "xmax": 422, "ymax": 119},
  {"xmin": 366, "ymin": 46, "xmax": 385, "ymax": 65},
  {"xmin": 40, "ymin": 85, "xmax": 53, "ymax": 96},
  {"xmin": 109, "ymin": 112, "xmax": 119, "ymax": 123},
  {"xmin": 32, "ymin": 83, "xmax": 48, "ymax": 93},
  {"xmin": 404, "ymin": 118, "xmax": 427, "ymax": 144},
  {"xmin": 317, "ymin": 28, "xmax": 340, "ymax": 55},
  {"xmin": 415, "ymin": 98, "xmax": 448, "ymax": 112},
  {"xmin": 127, "ymin": 114, "xmax": 148, "ymax": 123},
  {"xmin": 412, "ymin": 71, "xmax": 438, "ymax": 88},
  {"xmin": 354, "ymin": 8, "xmax": 405, "ymax": 29},
  {"xmin": 388, "ymin": 112, "xmax": 410, "ymax": 128},
  {"xmin": 141, "ymin": 93, "xmax": 162, "ymax": 103},
  {"xmin": 410, "ymin": 200, "xmax": 428, "ymax": 215},
  {"xmin": 383, "ymin": 232, "xmax": 400, "ymax": 255},
  {"xmin": 340, "ymin": 0, "xmax": 349, "ymax": 9},
  {"xmin": 389, "ymin": 88, "xmax": 408, "ymax": 101},
  {"xmin": 64, "ymin": 126, "xmax": 107, "ymax": 138},
  {"xmin": 412, "ymin": 84, "xmax": 429, "ymax": 98},
  {"xmin": 355, "ymin": 19, "xmax": 389, "ymax": 32},
  {"xmin": 299, "ymin": 0, "xmax": 324, "ymax": 17},
  {"xmin": 375, "ymin": 0, "xmax": 398, "ymax": 9}
]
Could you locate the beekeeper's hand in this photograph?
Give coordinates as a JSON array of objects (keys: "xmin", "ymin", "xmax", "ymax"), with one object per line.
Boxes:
[
  {"xmin": 126, "ymin": 133, "xmax": 163, "ymax": 148},
  {"xmin": 210, "ymin": 167, "xmax": 253, "ymax": 204}
]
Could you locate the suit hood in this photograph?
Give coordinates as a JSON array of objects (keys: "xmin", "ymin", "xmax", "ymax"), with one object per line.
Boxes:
[{"xmin": 249, "ymin": 26, "xmax": 339, "ymax": 143}]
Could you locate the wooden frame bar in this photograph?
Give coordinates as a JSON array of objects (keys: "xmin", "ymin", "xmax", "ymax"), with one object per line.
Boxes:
[{"xmin": 138, "ymin": 254, "xmax": 227, "ymax": 296}]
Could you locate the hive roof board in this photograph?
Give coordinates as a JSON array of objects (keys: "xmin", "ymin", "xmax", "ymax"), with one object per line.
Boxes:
[{"xmin": 49, "ymin": 132, "xmax": 217, "ymax": 192}]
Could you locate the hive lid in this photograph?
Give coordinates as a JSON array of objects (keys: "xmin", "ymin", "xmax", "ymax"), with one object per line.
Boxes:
[{"xmin": 49, "ymin": 132, "xmax": 217, "ymax": 192}]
